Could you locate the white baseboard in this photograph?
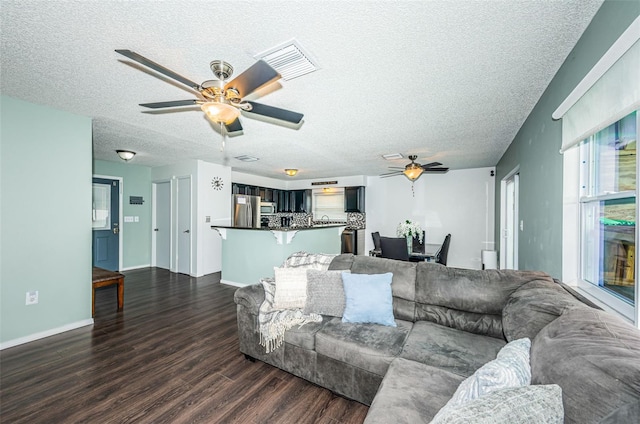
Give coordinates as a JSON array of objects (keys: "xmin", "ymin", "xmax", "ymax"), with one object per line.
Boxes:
[
  {"xmin": 0, "ymin": 319, "xmax": 94, "ymax": 350},
  {"xmin": 220, "ymin": 279, "xmax": 250, "ymax": 288},
  {"xmin": 120, "ymin": 264, "xmax": 151, "ymax": 271}
]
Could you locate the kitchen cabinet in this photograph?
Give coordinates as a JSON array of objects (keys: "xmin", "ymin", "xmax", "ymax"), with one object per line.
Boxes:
[
  {"xmin": 292, "ymin": 189, "xmax": 311, "ymax": 213},
  {"xmin": 277, "ymin": 190, "xmax": 291, "ymax": 212},
  {"xmin": 345, "ymin": 186, "xmax": 365, "ymax": 212}
]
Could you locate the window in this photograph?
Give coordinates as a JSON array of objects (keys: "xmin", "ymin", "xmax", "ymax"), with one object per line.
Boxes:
[
  {"xmin": 312, "ymin": 188, "xmax": 347, "ymax": 221},
  {"xmin": 579, "ymin": 111, "xmax": 638, "ymax": 309}
]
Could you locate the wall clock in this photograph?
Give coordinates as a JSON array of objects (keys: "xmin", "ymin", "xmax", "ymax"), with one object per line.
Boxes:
[{"xmin": 211, "ymin": 177, "xmax": 224, "ymax": 191}]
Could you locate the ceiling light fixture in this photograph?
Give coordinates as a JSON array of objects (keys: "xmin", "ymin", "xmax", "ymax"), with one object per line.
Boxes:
[
  {"xmin": 200, "ymin": 101, "xmax": 240, "ymax": 125},
  {"xmin": 285, "ymin": 168, "xmax": 298, "ymax": 177},
  {"xmin": 403, "ymin": 163, "xmax": 424, "ymax": 181},
  {"xmin": 116, "ymin": 150, "xmax": 136, "ymax": 162}
]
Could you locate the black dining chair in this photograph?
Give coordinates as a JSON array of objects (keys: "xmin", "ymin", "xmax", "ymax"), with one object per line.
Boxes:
[
  {"xmin": 371, "ymin": 231, "xmax": 382, "ymax": 256},
  {"xmin": 380, "ymin": 236, "xmax": 409, "ymax": 261},
  {"xmin": 435, "ymin": 234, "xmax": 451, "ymax": 266}
]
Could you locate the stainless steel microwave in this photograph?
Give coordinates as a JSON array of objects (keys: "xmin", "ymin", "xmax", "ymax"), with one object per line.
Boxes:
[{"xmin": 260, "ymin": 202, "xmax": 277, "ymax": 215}]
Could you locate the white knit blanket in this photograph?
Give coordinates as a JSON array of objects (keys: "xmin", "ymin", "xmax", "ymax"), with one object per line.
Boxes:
[{"xmin": 258, "ymin": 279, "xmax": 322, "ymax": 353}]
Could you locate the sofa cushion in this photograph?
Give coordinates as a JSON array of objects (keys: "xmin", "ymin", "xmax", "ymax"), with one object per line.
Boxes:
[
  {"xmin": 283, "ymin": 319, "xmax": 327, "ymax": 350},
  {"xmin": 531, "ymin": 307, "xmax": 640, "ymax": 423},
  {"xmin": 363, "ymin": 358, "xmax": 465, "ymax": 424},
  {"xmin": 342, "ymin": 272, "xmax": 396, "ymax": 326},
  {"xmin": 502, "ymin": 279, "xmax": 587, "ymax": 341},
  {"xmin": 434, "ymin": 338, "xmax": 531, "ymax": 419},
  {"xmin": 415, "ymin": 264, "xmax": 552, "ymax": 337},
  {"xmin": 400, "ymin": 320, "xmax": 506, "ymax": 377},
  {"xmin": 430, "ymin": 384, "xmax": 564, "ymax": 424},
  {"xmin": 316, "ymin": 318, "xmax": 413, "ymax": 376}
]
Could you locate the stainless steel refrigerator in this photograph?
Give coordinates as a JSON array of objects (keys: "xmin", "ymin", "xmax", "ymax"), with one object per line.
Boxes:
[{"xmin": 232, "ymin": 194, "xmax": 261, "ymax": 228}]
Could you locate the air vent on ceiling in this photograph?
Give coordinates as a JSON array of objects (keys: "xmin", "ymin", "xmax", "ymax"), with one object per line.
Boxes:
[
  {"xmin": 234, "ymin": 155, "xmax": 259, "ymax": 162},
  {"xmin": 382, "ymin": 153, "xmax": 404, "ymax": 160},
  {"xmin": 254, "ymin": 39, "xmax": 319, "ymax": 81}
]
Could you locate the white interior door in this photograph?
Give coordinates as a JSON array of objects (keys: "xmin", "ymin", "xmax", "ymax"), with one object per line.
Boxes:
[
  {"xmin": 501, "ymin": 172, "xmax": 519, "ymax": 269},
  {"xmin": 154, "ymin": 181, "xmax": 171, "ymax": 270},
  {"xmin": 177, "ymin": 176, "xmax": 192, "ymax": 275}
]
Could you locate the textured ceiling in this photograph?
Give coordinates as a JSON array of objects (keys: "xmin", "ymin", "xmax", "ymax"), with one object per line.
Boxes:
[{"xmin": 1, "ymin": 0, "xmax": 603, "ymax": 180}]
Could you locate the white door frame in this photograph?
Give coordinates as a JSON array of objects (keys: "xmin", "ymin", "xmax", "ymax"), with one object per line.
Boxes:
[
  {"xmin": 152, "ymin": 179, "xmax": 172, "ymax": 269},
  {"xmin": 176, "ymin": 175, "xmax": 192, "ymax": 276},
  {"xmin": 500, "ymin": 166, "xmax": 519, "ymax": 270},
  {"xmin": 93, "ymin": 174, "xmax": 123, "ymax": 271}
]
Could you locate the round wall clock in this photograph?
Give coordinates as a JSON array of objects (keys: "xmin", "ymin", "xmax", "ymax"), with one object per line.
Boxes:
[{"xmin": 211, "ymin": 177, "xmax": 224, "ymax": 191}]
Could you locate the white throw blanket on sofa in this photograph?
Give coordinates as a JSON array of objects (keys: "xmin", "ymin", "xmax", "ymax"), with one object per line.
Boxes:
[
  {"xmin": 258, "ymin": 279, "xmax": 322, "ymax": 353},
  {"xmin": 258, "ymin": 252, "xmax": 336, "ymax": 353}
]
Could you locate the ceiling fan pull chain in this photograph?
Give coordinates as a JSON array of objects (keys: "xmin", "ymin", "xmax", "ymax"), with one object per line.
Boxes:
[{"xmin": 220, "ymin": 122, "xmax": 226, "ymax": 152}]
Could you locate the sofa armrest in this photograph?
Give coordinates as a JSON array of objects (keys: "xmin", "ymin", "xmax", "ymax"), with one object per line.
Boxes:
[{"xmin": 234, "ymin": 284, "xmax": 265, "ymax": 316}]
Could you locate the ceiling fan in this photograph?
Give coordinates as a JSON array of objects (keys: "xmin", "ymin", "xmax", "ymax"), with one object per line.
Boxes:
[
  {"xmin": 380, "ymin": 155, "xmax": 449, "ymax": 181},
  {"xmin": 115, "ymin": 50, "xmax": 304, "ymax": 133}
]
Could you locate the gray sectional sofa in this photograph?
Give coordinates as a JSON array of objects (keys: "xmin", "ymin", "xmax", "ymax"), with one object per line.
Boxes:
[{"xmin": 234, "ymin": 254, "xmax": 640, "ymax": 423}]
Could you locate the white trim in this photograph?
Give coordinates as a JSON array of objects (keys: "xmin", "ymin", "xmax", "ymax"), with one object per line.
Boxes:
[
  {"xmin": 0, "ymin": 319, "xmax": 93, "ymax": 350},
  {"xmin": 220, "ymin": 279, "xmax": 250, "ymax": 288},
  {"xmin": 120, "ymin": 264, "xmax": 150, "ymax": 271},
  {"xmin": 500, "ymin": 166, "xmax": 520, "ymax": 269},
  {"xmin": 93, "ymin": 174, "xmax": 124, "ymax": 271},
  {"xmin": 553, "ymin": 16, "xmax": 640, "ymax": 120}
]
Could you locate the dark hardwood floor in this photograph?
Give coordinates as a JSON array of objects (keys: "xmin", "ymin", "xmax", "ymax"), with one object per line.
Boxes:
[{"xmin": 0, "ymin": 268, "xmax": 369, "ymax": 423}]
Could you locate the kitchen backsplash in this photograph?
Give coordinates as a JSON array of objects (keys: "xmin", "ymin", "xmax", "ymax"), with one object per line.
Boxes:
[{"xmin": 266, "ymin": 212, "xmax": 366, "ymax": 229}]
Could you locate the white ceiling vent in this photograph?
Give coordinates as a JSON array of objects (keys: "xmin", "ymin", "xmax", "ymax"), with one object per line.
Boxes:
[
  {"xmin": 234, "ymin": 155, "xmax": 259, "ymax": 162},
  {"xmin": 382, "ymin": 153, "xmax": 404, "ymax": 160},
  {"xmin": 254, "ymin": 39, "xmax": 319, "ymax": 81}
]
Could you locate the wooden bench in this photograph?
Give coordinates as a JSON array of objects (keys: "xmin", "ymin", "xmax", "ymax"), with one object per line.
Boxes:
[{"xmin": 92, "ymin": 267, "xmax": 124, "ymax": 317}]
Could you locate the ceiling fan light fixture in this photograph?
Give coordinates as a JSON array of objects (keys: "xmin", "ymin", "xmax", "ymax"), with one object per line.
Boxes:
[
  {"xmin": 403, "ymin": 164, "xmax": 423, "ymax": 181},
  {"xmin": 285, "ymin": 168, "xmax": 298, "ymax": 177},
  {"xmin": 201, "ymin": 101, "xmax": 240, "ymax": 125},
  {"xmin": 116, "ymin": 150, "xmax": 136, "ymax": 162}
]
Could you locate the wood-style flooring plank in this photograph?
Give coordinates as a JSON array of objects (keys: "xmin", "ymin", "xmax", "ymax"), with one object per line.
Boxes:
[{"xmin": 0, "ymin": 268, "xmax": 369, "ymax": 423}]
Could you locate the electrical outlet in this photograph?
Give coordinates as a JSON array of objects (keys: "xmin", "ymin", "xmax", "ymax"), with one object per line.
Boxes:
[{"xmin": 26, "ymin": 290, "xmax": 38, "ymax": 305}]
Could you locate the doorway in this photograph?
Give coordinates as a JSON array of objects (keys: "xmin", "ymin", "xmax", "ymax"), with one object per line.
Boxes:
[
  {"xmin": 500, "ymin": 168, "xmax": 519, "ymax": 269},
  {"xmin": 153, "ymin": 181, "xmax": 171, "ymax": 270},
  {"xmin": 92, "ymin": 176, "xmax": 122, "ymax": 271}
]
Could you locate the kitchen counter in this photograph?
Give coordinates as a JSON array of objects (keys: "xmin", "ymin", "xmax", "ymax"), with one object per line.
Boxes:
[
  {"xmin": 211, "ymin": 224, "xmax": 346, "ymax": 231},
  {"xmin": 211, "ymin": 225, "xmax": 345, "ymax": 287}
]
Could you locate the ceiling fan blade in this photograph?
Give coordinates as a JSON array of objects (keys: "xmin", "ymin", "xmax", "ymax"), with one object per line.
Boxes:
[
  {"xmin": 115, "ymin": 50, "xmax": 200, "ymax": 91},
  {"xmin": 225, "ymin": 118, "xmax": 243, "ymax": 133},
  {"xmin": 225, "ymin": 60, "xmax": 280, "ymax": 98},
  {"xmin": 246, "ymin": 101, "xmax": 303, "ymax": 124},
  {"xmin": 423, "ymin": 167, "xmax": 449, "ymax": 173},
  {"xmin": 421, "ymin": 161, "xmax": 443, "ymax": 169},
  {"xmin": 380, "ymin": 171, "xmax": 403, "ymax": 177},
  {"xmin": 139, "ymin": 99, "xmax": 199, "ymax": 109}
]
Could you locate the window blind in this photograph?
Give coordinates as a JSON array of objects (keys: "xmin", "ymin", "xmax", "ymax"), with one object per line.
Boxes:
[{"xmin": 555, "ymin": 16, "xmax": 640, "ymax": 153}]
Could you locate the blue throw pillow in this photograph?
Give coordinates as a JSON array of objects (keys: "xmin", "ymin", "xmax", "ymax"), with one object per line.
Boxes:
[{"xmin": 341, "ymin": 272, "xmax": 396, "ymax": 327}]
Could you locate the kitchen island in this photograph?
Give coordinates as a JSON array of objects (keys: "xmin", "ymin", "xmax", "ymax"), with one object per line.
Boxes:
[{"xmin": 212, "ymin": 225, "xmax": 346, "ymax": 287}]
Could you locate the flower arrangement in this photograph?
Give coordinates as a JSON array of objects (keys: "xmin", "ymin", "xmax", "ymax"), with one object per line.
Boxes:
[{"xmin": 396, "ymin": 220, "xmax": 424, "ymax": 243}]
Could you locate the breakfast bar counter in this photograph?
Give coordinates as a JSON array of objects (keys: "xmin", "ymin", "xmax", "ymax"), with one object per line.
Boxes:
[{"xmin": 212, "ymin": 225, "xmax": 345, "ymax": 287}]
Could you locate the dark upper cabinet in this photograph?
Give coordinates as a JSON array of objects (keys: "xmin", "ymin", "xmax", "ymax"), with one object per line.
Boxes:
[
  {"xmin": 292, "ymin": 189, "xmax": 311, "ymax": 213},
  {"xmin": 277, "ymin": 190, "xmax": 291, "ymax": 212},
  {"xmin": 345, "ymin": 186, "xmax": 365, "ymax": 212}
]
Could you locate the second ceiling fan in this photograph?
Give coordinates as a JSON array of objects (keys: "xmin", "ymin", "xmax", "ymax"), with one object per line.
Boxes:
[
  {"xmin": 115, "ymin": 49, "xmax": 304, "ymax": 134},
  {"xmin": 381, "ymin": 155, "xmax": 449, "ymax": 181}
]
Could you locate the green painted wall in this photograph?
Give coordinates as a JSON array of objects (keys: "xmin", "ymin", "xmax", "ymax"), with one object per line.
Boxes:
[
  {"xmin": 93, "ymin": 160, "xmax": 152, "ymax": 269},
  {"xmin": 495, "ymin": 1, "xmax": 640, "ymax": 278},
  {"xmin": 1, "ymin": 96, "xmax": 93, "ymax": 344},
  {"xmin": 220, "ymin": 227, "xmax": 342, "ymax": 286}
]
